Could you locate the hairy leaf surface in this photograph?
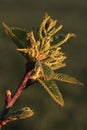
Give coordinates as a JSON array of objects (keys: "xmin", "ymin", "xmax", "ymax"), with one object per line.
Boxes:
[
  {"xmin": 41, "ymin": 63, "xmax": 54, "ymax": 80},
  {"xmin": 38, "ymin": 79, "xmax": 64, "ymax": 106},
  {"xmin": 53, "ymin": 73, "xmax": 83, "ymax": 85}
]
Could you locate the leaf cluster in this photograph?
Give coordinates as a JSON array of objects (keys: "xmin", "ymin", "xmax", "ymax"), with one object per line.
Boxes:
[{"xmin": 2, "ymin": 13, "xmax": 83, "ymax": 112}]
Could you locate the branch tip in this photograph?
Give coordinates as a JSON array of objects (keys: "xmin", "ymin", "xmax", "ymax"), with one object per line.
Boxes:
[
  {"xmin": 5, "ymin": 90, "xmax": 12, "ymax": 104},
  {"xmin": 6, "ymin": 90, "xmax": 12, "ymax": 97}
]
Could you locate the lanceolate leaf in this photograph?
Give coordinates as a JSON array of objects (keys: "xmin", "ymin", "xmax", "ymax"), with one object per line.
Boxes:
[
  {"xmin": 2, "ymin": 22, "xmax": 24, "ymax": 48},
  {"xmin": 53, "ymin": 73, "xmax": 83, "ymax": 86},
  {"xmin": 41, "ymin": 63, "xmax": 54, "ymax": 80},
  {"xmin": 11, "ymin": 28, "xmax": 27, "ymax": 43},
  {"xmin": 38, "ymin": 79, "xmax": 64, "ymax": 106}
]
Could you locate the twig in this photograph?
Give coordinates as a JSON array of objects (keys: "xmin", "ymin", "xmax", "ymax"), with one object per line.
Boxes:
[{"xmin": 0, "ymin": 69, "xmax": 33, "ymax": 129}]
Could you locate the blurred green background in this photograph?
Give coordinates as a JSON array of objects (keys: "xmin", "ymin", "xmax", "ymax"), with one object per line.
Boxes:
[{"xmin": 0, "ymin": 0, "xmax": 87, "ymax": 130}]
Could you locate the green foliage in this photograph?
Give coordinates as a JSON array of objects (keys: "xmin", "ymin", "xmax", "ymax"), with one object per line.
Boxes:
[
  {"xmin": 5, "ymin": 107, "xmax": 34, "ymax": 123},
  {"xmin": 41, "ymin": 63, "xmax": 54, "ymax": 80},
  {"xmin": 38, "ymin": 79, "xmax": 64, "ymax": 106},
  {"xmin": 53, "ymin": 73, "xmax": 83, "ymax": 85},
  {"xmin": 11, "ymin": 28, "xmax": 27, "ymax": 43},
  {"xmin": 2, "ymin": 23, "xmax": 25, "ymax": 49},
  {"xmin": 2, "ymin": 13, "xmax": 83, "ymax": 107}
]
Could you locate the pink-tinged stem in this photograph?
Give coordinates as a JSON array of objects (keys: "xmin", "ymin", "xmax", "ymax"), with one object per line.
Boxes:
[{"xmin": 0, "ymin": 70, "xmax": 33, "ymax": 129}]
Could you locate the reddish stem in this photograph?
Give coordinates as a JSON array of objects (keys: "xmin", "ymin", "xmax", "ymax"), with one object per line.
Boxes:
[{"xmin": 0, "ymin": 69, "xmax": 33, "ymax": 129}]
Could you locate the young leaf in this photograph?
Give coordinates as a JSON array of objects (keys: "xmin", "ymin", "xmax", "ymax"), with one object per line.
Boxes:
[
  {"xmin": 5, "ymin": 107, "xmax": 34, "ymax": 123},
  {"xmin": 53, "ymin": 73, "xmax": 83, "ymax": 86},
  {"xmin": 2, "ymin": 22, "xmax": 24, "ymax": 48},
  {"xmin": 38, "ymin": 79, "xmax": 64, "ymax": 106},
  {"xmin": 41, "ymin": 63, "xmax": 54, "ymax": 80},
  {"xmin": 11, "ymin": 28, "xmax": 27, "ymax": 43}
]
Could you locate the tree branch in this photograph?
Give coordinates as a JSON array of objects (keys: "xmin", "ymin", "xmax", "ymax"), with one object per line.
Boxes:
[{"xmin": 0, "ymin": 69, "xmax": 33, "ymax": 129}]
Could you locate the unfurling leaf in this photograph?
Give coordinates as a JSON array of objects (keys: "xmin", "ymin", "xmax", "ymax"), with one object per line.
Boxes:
[
  {"xmin": 38, "ymin": 79, "xmax": 64, "ymax": 107},
  {"xmin": 5, "ymin": 107, "xmax": 34, "ymax": 123},
  {"xmin": 53, "ymin": 73, "xmax": 83, "ymax": 86}
]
